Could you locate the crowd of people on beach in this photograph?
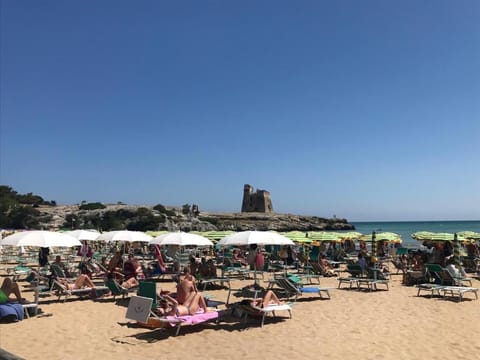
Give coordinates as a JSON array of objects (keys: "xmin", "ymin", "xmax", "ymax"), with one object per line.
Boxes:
[{"xmin": 1, "ymin": 236, "xmax": 479, "ymax": 325}]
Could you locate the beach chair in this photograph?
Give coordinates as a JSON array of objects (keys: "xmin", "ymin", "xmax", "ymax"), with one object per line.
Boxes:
[
  {"xmin": 52, "ymin": 279, "xmax": 109, "ymax": 302},
  {"xmin": 425, "ymin": 264, "xmax": 472, "ymax": 287},
  {"xmin": 415, "ymin": 283, "xmax": 446, "ymax": 298},
  {"xmin": 50, "ymin": 264, "xmax": 77, "ymax": 282},
  {"xmin": 441, "ymin": 286, "xmax": 479, "ymax": 302},
  {"xmin": 273, "ymin": 277, "xmax": 331, "ymax": 301},
  {"xmin": 125, "ymin": 295, "xmax": 220, "ymax": 336},
  {"xmin": 197, "ymin": 276, "xmax": 231, "ymax": 291},
  {"xmin": 230, "ymin": 299, "xmax": 292, "ymax": 327},
  {"xmin": 6, "ymin": 265, "xmax": 31, "ymax": 282},
  {"xmin": 105, "ymin": 278, "xmax": 130, "ymax": 299},
  {"xmin": 22, "ymin": 286, "xmax": 40, "ymax": 318},
  {"xmin": 138, "ymin": 281, "xmax": 158, "ymax": 307},
  {"xmin": 337, "ymin": 264, "xmax": 365, "ymax": 289},
  {"xmin": 356, "ymin": 267, "xmax": 390, "ymax": 291}
]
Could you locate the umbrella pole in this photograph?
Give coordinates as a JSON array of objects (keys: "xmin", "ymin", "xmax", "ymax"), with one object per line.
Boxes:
[{"xmin": 371, "ymin": 231, "xmax": 377, "ymax": 281}]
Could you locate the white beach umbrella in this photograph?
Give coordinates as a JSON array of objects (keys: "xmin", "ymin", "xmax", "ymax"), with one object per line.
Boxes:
[
  {"xmin": 97, "ymin": 230, "xmax": 153, "ymax": 243},
  {"xmin": 150, "ymin": 232, "xmax": 213, "ymax": 247},
  {"xmin": 217, "ymin": 231, "xmax": 294, "ymax": 247},
  {"xmin": 65, "ymin": 229, "xmax": 100, "ymax": 241},
  {"xmin": 0, "ymin": 230, "xmax": 82, "ymax": 247}
]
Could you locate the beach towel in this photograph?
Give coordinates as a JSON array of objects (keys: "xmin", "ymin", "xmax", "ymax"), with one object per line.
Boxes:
[
  {"xmin": 164, "ymin": 310, "xmax": 218, "ymax": 326},
  {"xmin": 0, "ymin": 303, "xmax": 24, "ymax": 322}
]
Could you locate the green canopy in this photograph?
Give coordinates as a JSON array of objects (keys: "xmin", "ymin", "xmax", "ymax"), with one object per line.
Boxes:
[
  {"xmin": 281, "ymin": 231, "xmax": 312, "ymax": 243},
  {"xmin": 308, "ymin": 231, "xmax": 342, "ymax": 242},
  {"xmin": 456, "ymin": 231, "xmax": 480, "ymax": 240},
  {"xmin": 337, "ymin": 232, "xmax": 363, "ymax": 240},
  {"xmin": 360, "ymin": 232, "xmax": 401, "ymax": 243},
  {"xmin": 411, "ymin": 232, "xmax": 465, "ymax": 242}
]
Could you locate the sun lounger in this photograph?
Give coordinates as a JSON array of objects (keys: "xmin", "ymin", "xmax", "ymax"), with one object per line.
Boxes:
[
  {"xmin": 425, "ymin": 263, "xmax": 473, "ymax": 287},
  {"xmin": 126, "ymin": 295, "xmax": 220, "ymax": 336},
  {"xmin": 356, "ymin": 278, "xmax": 389, "ymax": 291},
  {"xmin": 52, "ymin": 280, "xmax": 109, "ymax": 302},
  {"xmin": 197, "ymin": 277, "xmax": 231, "ymax": 291},
  {"xmin": 230, "ymin": 300, "xmax": 292, "ymax": 327},
  {"xmin": 274, "ymin": 277, "xmax": 331, "ymax": 301},
  {"xmin": 441, "ymin": 286, "xmax": 479, "ymax": 302},
  {"xmin": 415, "ymin": 283, "xmax": 446, "ymax": 297}
]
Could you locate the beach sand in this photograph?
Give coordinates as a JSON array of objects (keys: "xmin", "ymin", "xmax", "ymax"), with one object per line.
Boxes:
[{"xmin": 1, "ymin": 274, "xmax": 479, "ymax": 360}]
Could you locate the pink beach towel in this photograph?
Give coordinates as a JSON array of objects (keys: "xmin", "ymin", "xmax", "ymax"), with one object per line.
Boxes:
[{"xmin": 165, "ymin": 310, "xmax": 218, "ymax": 326}]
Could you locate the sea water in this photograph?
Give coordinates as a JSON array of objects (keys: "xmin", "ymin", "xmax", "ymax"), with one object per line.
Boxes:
[{"xmin": 351, "ymin": 220, "xmax": 480, "ymax": 247}]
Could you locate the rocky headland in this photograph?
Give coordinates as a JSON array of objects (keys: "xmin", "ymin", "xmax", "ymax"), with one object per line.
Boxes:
[{"xmin": 37, "ymin": 204, "xmax": 355, "ymax": 232}]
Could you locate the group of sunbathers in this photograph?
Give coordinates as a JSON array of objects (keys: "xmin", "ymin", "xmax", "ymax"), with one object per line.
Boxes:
[{"xmin": 154, "ymin": 266, "xmax": 284, "ymax": 317}]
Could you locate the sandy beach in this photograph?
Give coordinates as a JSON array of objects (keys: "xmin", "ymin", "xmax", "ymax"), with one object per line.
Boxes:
[{"xmin": 1, "ymin": 272, "xmax": 479, "ymax": 360}]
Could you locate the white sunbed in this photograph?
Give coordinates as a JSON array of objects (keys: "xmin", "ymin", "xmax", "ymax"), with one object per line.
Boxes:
[{"xmin": 441, "ymin": 286, "xmax": 479, "ymax": 302}]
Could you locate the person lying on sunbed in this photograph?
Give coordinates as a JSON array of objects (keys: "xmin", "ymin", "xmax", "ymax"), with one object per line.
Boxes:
[
  {"xmin": 250, "ymin": 290, "xmax": 284, "ymax": 308},
  {"xmin": 57, "ymin": 274, "xmax": 97, "ymax": 290},
  {"xmin": 156, "ymin": 292, "xmax": 211, "ymax": 316},
  {"xmin": 319, "ymin": 254, "xmax": 337, "ymax": 277},
  {"xmin": 0, "ymin": 278, "xmax": 26, "ymax": 304}
]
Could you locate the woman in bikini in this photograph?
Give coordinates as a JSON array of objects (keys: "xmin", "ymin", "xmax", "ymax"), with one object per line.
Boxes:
[
  {"xmin": 156, "ymin": 292, "xmax": 209, "ymax": 316},
  {"xmin": 58, "ymin": 274, "xmax": 97, "ymax": 290},
  {"xmin": 250, "ymin": 290, "xmax": 283, "ymax": 308}
]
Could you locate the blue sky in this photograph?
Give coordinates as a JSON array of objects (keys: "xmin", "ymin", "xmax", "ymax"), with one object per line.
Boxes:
[{"xmin": 1, "ymin": 1, "xmax": 479, "ymax": 221}]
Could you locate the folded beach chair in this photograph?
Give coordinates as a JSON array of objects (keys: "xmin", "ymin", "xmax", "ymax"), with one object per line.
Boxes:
[
  {"xmin": 125, "ymin": 295, "xmax": 220, "ymax": 336},
  {"xmin": 274, "ymin": 277, "xmax": 331, "ymax": 301}
]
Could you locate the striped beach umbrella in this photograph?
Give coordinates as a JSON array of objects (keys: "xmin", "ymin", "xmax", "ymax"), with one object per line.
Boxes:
[
  {"xmin": 337, "ymin": 232, "xmax": 364, "ymax": 240},
  {"xmin": 361, "ymin": 232, "xmax": 401, "ymax": 242},
  {"xmin": 282, "ymin": 231, "xmax": 312, "ymax": 244},
  {"xmin": 308, "ymin": 231, "xmax": 342, "ymax": 242},
  {"xmin": 411, "ymin": 232, "xmax": 456, "ymax": 242},
  {"xmin": 453, "ymin": 233, "xmax": 462, "ymax": 267},
  {"xmin": 457, "ymin": 231, "xmax": 480, "ymax": 240}
]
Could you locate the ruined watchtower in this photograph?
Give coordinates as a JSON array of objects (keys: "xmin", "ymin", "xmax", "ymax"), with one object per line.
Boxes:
[{"xmin": 241, "ymin": 184, "xmax": 273, "ymax": 213}]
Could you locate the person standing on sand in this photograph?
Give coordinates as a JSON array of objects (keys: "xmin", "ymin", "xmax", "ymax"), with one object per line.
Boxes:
[{"xmin": 38, "ymin": 247, "xmax": 50, "ymax": 267}]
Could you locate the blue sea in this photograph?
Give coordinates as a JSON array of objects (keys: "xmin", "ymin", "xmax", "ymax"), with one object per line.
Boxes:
[{"xmin": 350, "ymin": 220, "xmax": 480, "ymax": 247}]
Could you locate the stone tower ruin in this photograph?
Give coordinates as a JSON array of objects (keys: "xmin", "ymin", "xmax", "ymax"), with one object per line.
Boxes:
[{"xmin": 241, "ymin": 184, "xmax": 273, "ymax": 213}]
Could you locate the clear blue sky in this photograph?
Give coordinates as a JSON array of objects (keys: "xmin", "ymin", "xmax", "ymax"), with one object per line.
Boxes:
[{"xmin": 1, "ymin": 1, "xmax": 479, "ymax": 221}]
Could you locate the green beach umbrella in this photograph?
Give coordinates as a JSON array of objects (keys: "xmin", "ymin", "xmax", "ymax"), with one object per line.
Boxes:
[
  {"xmin": 410, "ymin": 231, "xmax": 436, "ymax": 241},
  {"xmin": 337, "ymin": 232, "xmax": 364, "ymax": 240},
  {"xmin": 282, "ymin": 231, "xmax": 311, "ymax": 243},
  {"xmin": 411, "ymin": 232, "xmax": 456, "ymax": 242},
  {"xmin": 457, "ymin": 231, "xmax": 480, "ymax": 240},
  {"xmin": 308, "ymin": 231, "xmax": 342, "ymax": 242}
]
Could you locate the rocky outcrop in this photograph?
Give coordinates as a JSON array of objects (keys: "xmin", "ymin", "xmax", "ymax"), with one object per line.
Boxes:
[{"xmin": 36, "ymin": 204, "xmax": 354, "ymax": 232}]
